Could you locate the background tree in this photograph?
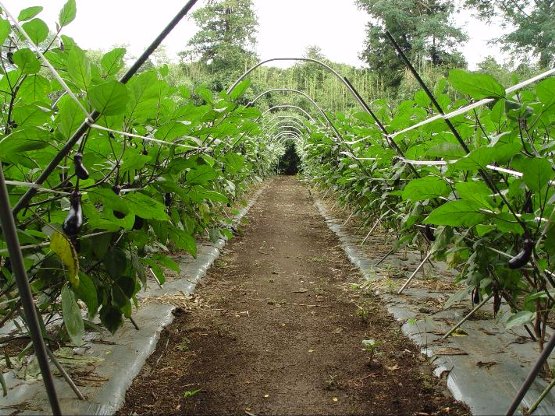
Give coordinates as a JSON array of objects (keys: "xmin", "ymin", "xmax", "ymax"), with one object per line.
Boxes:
[
  {"xmin": 464, "ymin": 0, "xmax": 555, "ymax": 68},
  {"xmin": 180, "ymin": 0, "xmax": 258, "ymax": 91},
  {"xmin": 355, "ymin": 0, "xmax": 467, "ymax": 89}
]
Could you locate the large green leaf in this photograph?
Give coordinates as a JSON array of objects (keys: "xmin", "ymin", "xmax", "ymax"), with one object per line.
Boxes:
[
  {"xmin": 186, "ymin": 165, "xmax": 218, "ymax": 185},
  {"xmin": 56, "ymin": 94, "xmax": 83, "ymax": 138},
  {"xmin": 402, "ymin": 177, "xmax": 450, "ymax": 201},
  {"xmin": 455, "ymin": 181, "xmax": 492, "ymax": 207},
  {"xmin": 125, "ymin": 192, "xmax": 170, "ymax": 220},
  {"xmin": 513, "ymin": 157, "xmax": 554, "ymax": 193},
  {"xmin": 536, "ymin": 78, "xmax": 555, "ymax": 105},
  {"xmin": 74, "ymin": 272, "xmax": 98, "ymax": 318},
  {"xmin": 18, "ymin": 6, "xmax": 43, "ymax": 21},
  {"xmin": 424, "ymin": 200, "xmax": 486, "ymax": 227},
  {"xmin": 168, "ymin": 228, "xmax": 197, "ymax": 257},
  {"xmin": 21, "ymin": 18, "xmax": 49, "ymax": 45},
  {"xmin": 101, "ymin": 48, "xmax": 126, "ymax": 77},
  {"xmin": 0, "ymin": 18, "xmax": 11, "ymax": 45},
  {"xmin": 67, "ymin": 47, "xmax": 91, "ymax": 90},
  {"xmin": 61, "ymin": 285, "xmax": 84, "ymax": 346},
  {"xmin": 448, "ymin": 69, "xmax": 505, "ymax": 100},
  {"xmin": 12, "ymin": 49, "xmax": 40, "ymax": 74},
  {"xmin": 450, "ymin": 143, "xmax": 520, "ymax": 172},
  {"xmin": 58, "ymin": 0, "xmax": 77, "ymax": 27},
  {"xmin": 89, "ymin": 80, "xmax": 129, "ymax": 115}
]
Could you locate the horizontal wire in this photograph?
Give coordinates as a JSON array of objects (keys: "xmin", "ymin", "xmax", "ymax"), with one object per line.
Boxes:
[
  {"xmin": 4, "ymin": 180, "xmax": 71, "ymax": 195},
  {"xmin": 389, "ymin": 67, "xmax": 555, "ymax": 139},
  {"xmin": 89, "ymin": 124, "xmax": 203, "ymax": 150}
]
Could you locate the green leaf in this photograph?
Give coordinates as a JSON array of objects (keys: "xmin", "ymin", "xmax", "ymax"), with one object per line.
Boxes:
[
  {"xmin": 125, "ymin": 192, "xmax": 170, "ymax": 221},
  {"xmin": 100, "ymin": 47, "xmax": 126, "ymax": 77},
  {"xmin": 18, "ymin": 74, "xmax": 51, "ymax": 104},
  {"xmin": 536, "ymin": 78, "xmax": 555, "ymax": 105},
  {"xmin": 12, "ymin": 49, "xmax": 40, "ymax": 74},
  {"xmin": 513, "ymin": 158, "xmax": 554, "ymax": 193},
  {"xmin": 155, "ymin": 122, "xmax": 190, "ymax": 140},
  {"xmin": 169, "ymin": 228, "xmax": 197, "ymax": 257},
  {"xmin": 0, "ymin": 126, "xmax": 50, "ymax": 158},
  {"xmin": 67, "ymin": 47, "xmax": 91, "ymax": 90},
  {"xmin": 61, "ymin": 285, "xmax": 84, "ymax": 346},
  {"xmin": 424, "ymin": 200, "xmax": 486, "ymax": 227},
  {"xmin": 58, "ymin": 0, "xmax": 77, "ymax": 27},
  {"xmin": 56, "ymin": 94, "xmax": 83, "ymax": 139},
  {"xmin": 450, "ymin": 143, "xmax": 520, "ymax": 172},
  {"xmin": 455, "ymin": 181, "xmax": 492, "ymax": 207},
  {"xmin": 89, "ymin": 80, "xmax": 129, "ymax": 115},
  {"xmin": 0, "ymin": 18, "xmax": 11, "ymax": 45},
  {"xmin": 50, "ymin": 231, "xmax": 79, "ymax": 288},
  {"xmin": 228, "ymin": 79, "xmax": 250, "ymax": 100},
  {"xmin": 448, "ymin": 69, "xmax": 506, "ymax": 99},
  {"xmin": 190, "ymin": 185, "xmax": 228, "ymax": 203},
  {"xmin": 18, "ymin": 6, "xmax": 43, "ymax": 21},
  {"xmin": 21, "ymin": 18, "xmax": 49, "ymax": 45},
  {"xmin": 74, "ymin": 272, "xmax": 98, "ymax": 318},
  {"xmin": 186, "ymin": 165, "xmax": 218, "ymax": 185},
  {"xmin": 223, "ymin": 153, "xmax": 245, "ymax": 174},
  {"xmin": 99, "ymin": 305, "xmax": 123, "ymax": 334},
  {"xmin": 402, "ymin": 177, "xmax": 449, "ymax": 201},
  {"xmin": 505, "ymin": 310, "xmax": 535, "ymax": 329}
]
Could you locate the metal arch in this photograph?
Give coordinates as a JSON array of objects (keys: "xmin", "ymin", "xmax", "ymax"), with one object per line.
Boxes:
[
  {"xmin": 271, "ymin": 131, "xmax": 301, "ymax": 143},
  {"xmin": 264, "ymin": 120, "xmax": 308, "ymax": 136},
  {"xmin": 265, "ymin": 114, "xmax": 310, "ymax": 130},
  {"xmin": 227, "ymin": 57, "xmax": 420, "ymax": 178},
  {"xmin": 251, "ymin": 88, "xmax": 343, "ymax": 142},
  {"xmin": 263, "ymin": 115, "xmax": 309, "ymax": 131},
  {"xmin": 227, "ymin": 57, "xmax": 360, "ymax": 107},
  {"xmin": 271, "ymin": 126, "xmax": 305, "ymax": 138},
  {"xmin": 261, "ymin": 105, "xmax": 317, "ymax": 124}
]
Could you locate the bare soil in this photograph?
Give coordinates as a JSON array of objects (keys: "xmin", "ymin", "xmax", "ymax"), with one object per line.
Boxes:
[{"xmin": 119, "ymin": 176, "xmax": 469, "ymax": 416}]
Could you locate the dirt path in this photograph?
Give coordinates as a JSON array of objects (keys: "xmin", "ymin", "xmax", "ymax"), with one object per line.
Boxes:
[{"xmin": 120, "ymin": 176, "xmax": 468, "ymax": 416}]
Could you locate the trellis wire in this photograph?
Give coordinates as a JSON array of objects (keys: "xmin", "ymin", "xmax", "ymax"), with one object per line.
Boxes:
[{"xmin": 389, "ymin": 68, "xmax": 555, "ymax": 140}]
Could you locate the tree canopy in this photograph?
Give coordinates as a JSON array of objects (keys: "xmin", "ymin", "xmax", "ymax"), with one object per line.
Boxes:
[
  {"xmin": 180, "ymin": 0, "xmax": 258, "ymax": 90},
  {"xmin": 464, "ymin": 0, "xmax": 555, "ymax": 68},
  {"xmin": 355, "ymin": 0, "xmax": 467, "ymax": 88}
]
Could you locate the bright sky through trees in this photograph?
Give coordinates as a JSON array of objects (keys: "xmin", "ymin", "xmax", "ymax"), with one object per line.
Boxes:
[{"xmin": 3, "ymin": 0, "xmax": 505, "ymax": 69}]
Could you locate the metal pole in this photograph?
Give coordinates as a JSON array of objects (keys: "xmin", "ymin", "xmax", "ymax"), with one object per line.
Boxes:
[
  {"xmin": 0, "ymin": 164, "xmax": 61, "ymax": 415},
  {"xmin": 506, "ymin": 333, "xmax": 555, "ymax": 415}
]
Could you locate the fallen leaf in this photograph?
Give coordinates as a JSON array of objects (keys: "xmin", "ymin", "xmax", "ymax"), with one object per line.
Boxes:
[{"xmin": 476, "ymin": 361, "xmax": 497, "ymax": 369}]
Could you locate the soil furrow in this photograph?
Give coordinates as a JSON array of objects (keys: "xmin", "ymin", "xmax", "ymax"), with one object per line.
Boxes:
[{"xmin": 119, "ymin": 176, "xmax": 469, "ymax": 416}]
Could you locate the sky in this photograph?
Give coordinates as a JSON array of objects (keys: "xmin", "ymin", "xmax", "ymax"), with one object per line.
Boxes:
[{"xmin": 1, "ymin": 0, "xmax": 508, "ymax": 70}]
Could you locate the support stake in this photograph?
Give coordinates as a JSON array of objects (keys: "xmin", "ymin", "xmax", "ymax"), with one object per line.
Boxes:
[
  {"xmin": 442, "ymin": 294, "xmax": 493, "ymax": 339},
  {"xmin": 46, "ymin": 347, "xmax": 85, "ymax": 401},
  {"xmin": 506, "ymin": 333, "xmax": 555, "ymax": 415},
  {"xmin": 398, "ymin": 251, "xmax": 432, "ymax": 294}
]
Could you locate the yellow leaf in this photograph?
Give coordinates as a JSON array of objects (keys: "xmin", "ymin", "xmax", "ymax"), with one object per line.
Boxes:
[{"xmin": 50, "ymin": 231, "xmax": 79, "ymax": 287}]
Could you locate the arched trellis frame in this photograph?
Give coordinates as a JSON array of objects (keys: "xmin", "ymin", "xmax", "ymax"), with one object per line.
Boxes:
[{"xmin": 228, "ymin": 57, "xmax": 418, "ymax": 176}]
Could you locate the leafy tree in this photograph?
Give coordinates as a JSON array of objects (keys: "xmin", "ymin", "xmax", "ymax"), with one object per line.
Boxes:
[
  {"xmin": 180, "ymin": 0, "xmax": 258, "ymax": 91},
  {"xmin": 464, "ymin": 0, "xmax": 555, "ymax": 68},
  {"xmin": 355, "ymin": 0, "xmax": 467, "ymax": 88}
]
